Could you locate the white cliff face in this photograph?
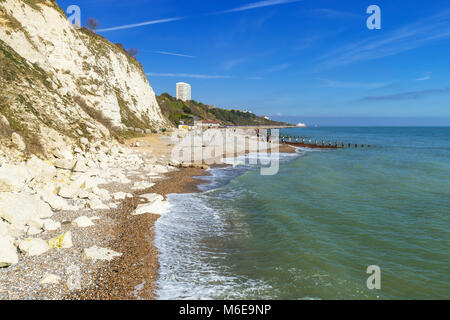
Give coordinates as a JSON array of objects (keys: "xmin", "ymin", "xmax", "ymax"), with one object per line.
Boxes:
[{"xmin": 0, "ymin": 0, "xmax": 169, "ymax": 158}]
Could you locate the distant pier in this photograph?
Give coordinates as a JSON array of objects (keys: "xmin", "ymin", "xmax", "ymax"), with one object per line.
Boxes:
[{"xmin": 278, "ymin": 136, "xmax": 371, "ymax": 149}]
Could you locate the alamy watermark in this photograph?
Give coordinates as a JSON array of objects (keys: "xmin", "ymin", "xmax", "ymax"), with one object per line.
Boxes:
[
  {"xmin": 366, "ymin": 265, "xmax": 381, "ymax": 290},
  {"xmin": 367, "ymin": 5, "xmax": 381, "ymax": 30},
  {"xmin": 170, "ymin": 128, "xmax": 281, "ymax": 176}
]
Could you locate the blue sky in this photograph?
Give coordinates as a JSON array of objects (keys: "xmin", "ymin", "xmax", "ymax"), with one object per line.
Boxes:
[{"xmin": 58, "ymin": 0, "xmax": 450, "ymax": 126}]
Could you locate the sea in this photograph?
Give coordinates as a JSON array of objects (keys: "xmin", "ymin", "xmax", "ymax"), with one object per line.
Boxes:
[{"xmin": 154, "ymin": 127, "xmax": 450, "ymax": 299}]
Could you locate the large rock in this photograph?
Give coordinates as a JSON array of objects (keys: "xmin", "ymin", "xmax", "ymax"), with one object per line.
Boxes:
[
  {"xmin": 40, "ymin": 274, "xmax": 61, "ymax": 285},
  {"xmin": 0, "ymin": 193, "xmax": 53, "ymax": 230},
  {"xmin": 72, "ymin": 160, "xmax": 88, "ymax": 172},
  {"xmin": 39, "ymin": 191, "xmax": 71, "ymax": 211},
  {"xmin": 0, "ymin": 164, "xmax": 31, "ymax": 192},
  {"xmin": 140, "ymin": 193, "xmax": 163, "ymax": 203},
  {"xmin": 82, "ymin": 246, "xmax": 122, "ymax": 261},
  {"xmin": 18, "ymin": 238, "xmax": 49, "ymax": 256},
  {"xmin": 42, "ymin": 219, "xmax": 61, "ymax": 231},
  {"xmin": 57, "ymin": 185, "xmax": 79, "ymax": 199},
  {"xmin": 132, "ymin": 181, "xmax": 155, "ymax": 190},
  {"xmin": 132, "ymin": 195, "xmax": 170, "ymax": 216},
  {"xmin": 88, "ymin": 197, "xmax": 109, "ymax": 210},
  {"xmin": 47, "ymin": 232, "xmax": 73, "ymax": 249},
  {"xmin": 73, "ymin": 216, "xmax": 97, "ymax": 228},
  {"xmin": 0, "ymin": 236, "xmax": 18, "ymax": 267},
  {"xmin": 112, "ymin": 192, "xmax": 132, "ymax": 200},
  {"xmin": 26, "ymin": 156, "xmax": 57, "ymax": 179},
  {"xmin": 54, "ymin": 159, "xmax": 76, "ymax": 171}
]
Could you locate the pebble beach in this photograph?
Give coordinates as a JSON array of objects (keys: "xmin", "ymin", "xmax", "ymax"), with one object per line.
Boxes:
[{"xmin": 0, "ymin": 128, "xmax": 293, "ymax": 300}]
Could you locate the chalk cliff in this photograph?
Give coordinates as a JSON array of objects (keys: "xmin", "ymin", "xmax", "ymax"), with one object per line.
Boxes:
[{"xmin": 0, "ymin": 0, "xmax": 170, "ymax": 160}]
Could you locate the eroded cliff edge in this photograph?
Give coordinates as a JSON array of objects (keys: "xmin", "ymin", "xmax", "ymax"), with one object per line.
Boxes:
[{"xmin": 0, "ymin": 0, "xmax": 171, "ymax": 161}]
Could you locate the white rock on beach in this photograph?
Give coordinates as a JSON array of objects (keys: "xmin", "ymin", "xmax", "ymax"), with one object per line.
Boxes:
[
  {"xmin": 0, "ymin": 193, "xmax": 53, "ymax": 230},
  {"xmin": 42, "ymin": 219, "xmax": 61, "ymax": 231},
  {"xmin": 88, "ymin": 197, "xmax": 109, "ymax": 210},
  {"xmin": 132, "ymin": 198, "xmax": 170, "ymax": 216},
  {"xmin": 132, "ymin": 181, "xmax": 155, "ymax": 190},
  {"xmin": 0, "ymin": 164, "xmax": 30, "ymax": 192},
  {"xmin": 18, "ymin": 238, "xmax": 49, "ymax": 256},
  {"xmin": 82, "ymin": 246, "xmax": 122, "ymax": 261},
  {"xmin": 26, "ymin": 156, "xmax": 56, "ymax": 179},
  {"xmin": 47, "ymin": 232, "xmax": 73, "ymax": 249},
  {"xmin": 112, "ymin": 192, "xmax": 132, "ymax": 200},
  {"xmin": 73, "ymin": 216, "xmax": 96, "ymax": 228},
  {"xmin": 72, "ymin": 160, "xmax": 88, "ymax": 172},
  {"xmin": 54, "ymin": 159, "xmax": 75, "ymax": 171},
  {"xmin": 0, "ymin": 236, "xmax": 19, "ymax": 267},
  {"xmin": 39, "ymin": 191, "xmax": 72, "ymax": 211},
  {"xmin": 57, "ymin": 185, "xmax": 79, "ymax": 199},
  {"xmin": 40, "ymin": 274, "xmax": 61, "ymax": 285},
  {"xmin": 139, "ymin": 193, "xmax": 164, "ymax": 203}
]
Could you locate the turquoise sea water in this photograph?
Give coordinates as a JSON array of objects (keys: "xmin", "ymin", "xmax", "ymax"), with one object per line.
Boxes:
[{"xmin": 155, "ymin": 127, "xmax": 450, "ymax": 299}]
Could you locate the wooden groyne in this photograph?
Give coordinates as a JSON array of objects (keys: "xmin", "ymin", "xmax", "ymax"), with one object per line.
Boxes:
[{"xmin": 279, "ymin": 136, "xmax": 372, "ymax": 149}]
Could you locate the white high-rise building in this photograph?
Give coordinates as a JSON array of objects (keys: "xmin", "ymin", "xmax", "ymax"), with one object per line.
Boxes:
[{"xmin": 176, "ymin": 82, "xmax": 191, "ymax": 101}]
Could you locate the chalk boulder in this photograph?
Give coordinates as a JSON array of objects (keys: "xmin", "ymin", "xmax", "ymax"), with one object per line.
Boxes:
[
  {"xmin": 73, "ymin": 216, "xmax": 96, "ymax": 228},
  {"xmin": 82, "ymin": 246, "xmax": 122, "ymax": 261},
  {"xmin": 47, "ymin": 232, "xmax": 73, "ymax": 249},
  {"xmin": 18, "ymin": 238, "xmax": 49, "ymax": 256},
  {"xmin": 0, "ymin": 193, "xmax": 53, "ymax": 230},
  {"xmin": 42, "ymin": 219, "xmax": 61, "ymax": 231},
  {"xmin": 0, "ymin": 236, "xmax": 18, "ymax": 267},
  {"xmin": 0, "ymin": 164, "xmax": 31, "ymax": 192},
  {"xmin": 40, "ymin": 274, "xmax": 61, "ymax": 285}
]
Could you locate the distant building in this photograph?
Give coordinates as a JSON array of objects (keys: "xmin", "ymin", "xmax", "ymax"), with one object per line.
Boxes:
[
  {"xmin": 176, "ymin": 82, "xmax": 191, "ymax": 101},
  {"xmin": 296, "ymin": 122, "xmax": 307, "ymax": 128},
  {"xmin": 195, "ymin": 120, "xmax": 221, "ymax": 129},
  {"xmin": 263, "ymin": 115, "xmax": 270, "ymax": 120}
]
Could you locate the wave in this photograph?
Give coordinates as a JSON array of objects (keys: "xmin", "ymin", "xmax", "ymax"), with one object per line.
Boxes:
[
  {"xmin": 154, "ymin": 192, "xmax": 276, "ymax": 299},
  {"xmin": 154, "ymin": 150, "xmax": 304, "ymax": 299}
]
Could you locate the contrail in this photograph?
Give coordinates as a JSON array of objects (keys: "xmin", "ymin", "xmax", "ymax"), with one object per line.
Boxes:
[
  {"xmin": 151, "ymin": 51, "xmax": 196, "ymax": 58},
  {"xmin": 213, "ymin": 0, "xmax": 303, "ymax": 14},
  {"xmin": 95, "ymin": 1, "xmax": 303, "ymax": 32},
  {"xmin": 97, "ymin": 17, "xmax": 185, "ymax": 32}
]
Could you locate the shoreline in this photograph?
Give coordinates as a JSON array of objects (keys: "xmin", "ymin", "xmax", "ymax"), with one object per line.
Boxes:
[
  {"xmin": 72, "ymin": 132, "xmax": 296, "ymax": 300},
  {"xmin": 0, "ymin": 129, "xmax": 295, "ymax": 300},
  {"xmin": 67, "ymin": 166, "xmax": 211, "ymax": 300}
]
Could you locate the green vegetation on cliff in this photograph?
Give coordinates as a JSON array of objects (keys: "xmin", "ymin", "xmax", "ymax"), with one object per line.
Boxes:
[{"xmin": 156, "ymin": 93, "xmax": 290, "ymax": 127}]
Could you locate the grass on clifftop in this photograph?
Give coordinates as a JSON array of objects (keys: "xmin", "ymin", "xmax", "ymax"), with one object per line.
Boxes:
[{"xmin": 156, "ymin": 93, "xmax": 290, "ymax": 127}]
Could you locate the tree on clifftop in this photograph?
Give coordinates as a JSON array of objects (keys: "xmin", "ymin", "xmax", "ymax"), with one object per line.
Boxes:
[
  {"xmin": 86, "ymin": 18, "xmax": 99, "ymax": 31},
  {"xmin": 127, "ymin": 48, "xmax": 139, "ymax": 57}
]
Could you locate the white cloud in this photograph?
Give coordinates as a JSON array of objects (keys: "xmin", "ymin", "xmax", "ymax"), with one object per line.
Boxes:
[
  {"xmin": 317, "ymin": 10, "xmax": 450, "ymax": 69},
  {"xmin": 264, "ymin": 63, "xmax": 290, "ymax": 73},
  {"xmin": 223, "ymin": 58, "xmax": 246, "ymax": 70},
  {"xmin": 416, "ymin": 72, "xmax": 431, "ymax": 81},
  {"xmin": 317, "ymin": 78, "xmax": 388, "ymax": 89},
  {"xmin": 306, "ymin": 8, "xmax": 360, "ymax": 19},
  {"xmin": 95, "ymin": 0, "xmax": 303, "ymax": 33},
  {"xmin": 248, "ymin": 76, "xmax": 263, "ymax": 80}
]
